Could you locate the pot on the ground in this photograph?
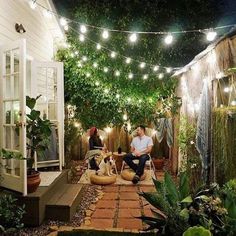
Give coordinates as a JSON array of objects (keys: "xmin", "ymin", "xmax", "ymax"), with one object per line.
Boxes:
[
  {"xmin": 153, "ymin": 158, "xmax": 165, "ymax": 170},
  {"xmin": 27, "ymin": 170, "xmax": 41, "ymax": 193}
]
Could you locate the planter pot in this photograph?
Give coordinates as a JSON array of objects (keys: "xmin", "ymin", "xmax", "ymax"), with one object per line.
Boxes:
[
  {"xmin": 27, "ymin": 170, "xmax": 41, "ymax": 193},
  {"xmin": 153, "ymin": 158, "xmax": 165, "ymax": 170}
]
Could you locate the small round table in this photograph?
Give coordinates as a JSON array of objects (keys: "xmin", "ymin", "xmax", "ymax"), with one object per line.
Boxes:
[{"xmin": 113, "ymin": 152, "xmax": 126, "ymax": 172}]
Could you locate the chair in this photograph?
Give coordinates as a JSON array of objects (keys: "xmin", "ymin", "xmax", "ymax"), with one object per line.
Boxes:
[{"xmin": 120, "ymin": 154, "xmax": 156, "ymax": 179}]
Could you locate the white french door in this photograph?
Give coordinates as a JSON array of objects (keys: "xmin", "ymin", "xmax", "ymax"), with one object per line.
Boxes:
[
  {"xmin": 31, "ymin": 61, "xmax": 64, "ymax": 170},
  {"xmin": 0, "ymin": 39, "xmax": 27, "ymax": 195}
]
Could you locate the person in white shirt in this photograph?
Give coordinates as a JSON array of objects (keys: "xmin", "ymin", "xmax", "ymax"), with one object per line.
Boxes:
[{"xmin": 123, "ymin": 125, "xmax": 153, "ymax": 184}]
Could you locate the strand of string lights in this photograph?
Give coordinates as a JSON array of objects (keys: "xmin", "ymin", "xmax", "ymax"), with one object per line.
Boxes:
[{"xmin": 29, "ymin": 0, "xmax": 236, "ymax": 43}]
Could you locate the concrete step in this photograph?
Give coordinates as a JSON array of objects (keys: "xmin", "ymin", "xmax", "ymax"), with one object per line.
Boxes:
[{"xmin": 46, "ymin": 184, "xmax": 84, "ymax": 221}]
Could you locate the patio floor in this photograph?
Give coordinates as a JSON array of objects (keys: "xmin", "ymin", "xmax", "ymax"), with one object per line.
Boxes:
[{"xmin": 81, "ymin": 172, "xmax": 164, "ymax": 232}]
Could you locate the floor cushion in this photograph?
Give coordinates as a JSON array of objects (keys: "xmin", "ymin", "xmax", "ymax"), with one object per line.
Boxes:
[
  {"xmin": 121, "ymin": 169, "xmax": 146, "ymax": 181},
  {"xmin": 90, "ymin": 174, "xmax": 117, "ymax": 185}
]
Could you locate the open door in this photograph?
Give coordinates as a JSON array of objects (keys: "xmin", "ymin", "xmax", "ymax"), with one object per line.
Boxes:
[
  {"xmin": 31, "ymin": 61, "xmax": 64, "ymax": 170},
  {"xmin": 0, "ymin": 39, "xmax": 27, "ymax": 195}
]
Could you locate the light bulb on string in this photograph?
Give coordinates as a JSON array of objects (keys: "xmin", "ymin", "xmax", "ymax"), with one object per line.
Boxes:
[
  {"xmin": 75, "ymin": 51, "xmax": 79, "ymax": 55},
  {"xmin": 206, "ymin": 29, "xmax": 217, "ymax": 41},
  {"xmin": 43, "ymin": 9, "xmax": 52, "ymax": 19},
  {"xmin": 95, "ymin": 81, "xmax": 100, "ymax": 86},
  {"xmin": 103, "ymin": 67, "xmax": 109, "ymax": 73},
  {"xmin": 104, "ymin": 88, "xmax": 109, "ymax": 94},
  {"xmin": 80, "ymin": 25, "xmax": 87, "ymax": 34},
  {"xmin": 127, "ymin": 97, "xmax": 131, "ymax": 103},
  {"xmin": 93, "ymin": 62, "xmax": 98, "ymax": 68},
  {"xmin": 166, "ymin": 67, "xmax": 172, "ymax": 73},
  {"xmin": 96, "ymin": 43, "xmax": 102, "ymax": 50},
  {"xmin": 159, "ymin": 73, "xmax": 164, "ymax": 79},
  {"xmin": 139, "ymin": 62, "xmax": 146, "ymax": 69},
  {"xmin": 116, "ymin": 94, "xmax": 120, "ymax": 99},
  {"xmin": 64, "ymin": 25, "xmax": 69, "ymax": 31},
  {"xmin": 29, "ymin": 0, "xmax": 37, "ymax": 9},
  {"xmin": 123, "ymin": 114, "xmax": 128, "ymax": 121},
  {"xmin": 129, "ymin": 33, "xmax": 137, "ymax": 43},
  {"xmin": 79, "ymin": 34, "xmax": 85, "ymax": 42},
  {"xmin": 77, "ymin": 61, "xmax": 82, "ymax": 67},
  {"xmin": 128, "ymin": 73, "xmax": 133, "ymax": 79},
  {"xmin": 60, "ymin": 17, "xmax": 67, "ymax": 27},
  {"xmin": 143, "ymin": 74, "xmax": 148, "ymax": 80},
  {"xmin": 125, "ymin": 58, "xmax": 131, "ymax": 64},
  {"xmin": 138, "ymin": 99, "xmax": 142, "ymax": 103},
  {"xmin": 102, "ymin": 30, "xmax": 109, "ymax": 39},
  {"xmin": 86, "ymin": 72, "xmax": 91, "ymax": 78},
  {"xmin": 70, "ymin": 52, "xmax": 74, "ymax": 57},
  {"xmin": 110, "ymin": 51, "xmax": 116, "ymax": 58},
  {"xmin": 153, "ymin": 65, "xmax": 159, "ymax": 72},
  {"xmin": 82, "ymin": 56, "xmax": 87, "ymax": 61},
  {"xmin": 115, "ymin": 70, "xmax": 120, "ymax": 77},
  {"xmin": 164, "ymin": 34, "xmax": 173, "ymax": 45}
]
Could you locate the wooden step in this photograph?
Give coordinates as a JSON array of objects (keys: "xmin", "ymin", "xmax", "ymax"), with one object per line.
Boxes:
[
  {"xmin": 45, "ymin": 184, "xmax": 84, "ymax": 221},
  {"xmin": 17, "ymin": 169, "xmax": 69, "ymax": 226}
]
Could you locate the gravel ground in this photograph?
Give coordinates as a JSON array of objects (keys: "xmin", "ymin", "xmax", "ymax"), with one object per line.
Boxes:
[{"xmin": 11, "ymin": 184, "xmax": 99, "ymax": 236}]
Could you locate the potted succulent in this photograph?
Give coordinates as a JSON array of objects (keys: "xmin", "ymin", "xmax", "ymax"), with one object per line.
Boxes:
[{"xmin": 16, "ymin": 95, "xmax": 52, "ymax": 193}]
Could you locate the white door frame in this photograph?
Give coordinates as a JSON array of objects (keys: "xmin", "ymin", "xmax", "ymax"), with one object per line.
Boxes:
[{"xmin": 0, "ymin": 39, "xmax": 27, "ymax": 195}]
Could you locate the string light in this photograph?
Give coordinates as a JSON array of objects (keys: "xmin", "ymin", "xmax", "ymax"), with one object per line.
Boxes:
[
  {"xmin": 231, "ymin": 101, "xmax": 236, "ymax": 106},
  {"xmin": 166, "ymin": 67, "xmax": 172, "ymax": 73},
  {"xmin": 125, "ymin": 57, "xmax": 131, "ymax": 64},
  {"xmin": 206, "ymin": 29, "xmax": 217, "ymax": 41},
  {"xmin": 143, "ymin": 74, "xmax": 148, "ymax": 80},
  {"xmin": 93, "ymin": 62, "xmax": 98, "ymax": 68},
  {"xmin": 29, "ymin": 0, "xmax": 37, "ymax": 9},
  {"xmin": 86, "ymin": 72, "xmax": 91, "ymax": 77},
  {"xmin": 153, "ymin": 65, "xmax": 159, "ymax": 72},
  {"xmin": 96, "ymin": 43, "xmax": 102, "ymax": 50},
  {"xmin": 77, "ymin": 61, "xmax": 82, "ymax": 67},
  {"xmin": 127, "ymin": 97, "xmax": 131, "ymax": 102},
  {"xmin": 129, "ymin": 33, "xmax": 138, "ymax": 43},
  {"xmin": 139, "ymin": 62, "xmax": 146, "ymax": 69},
  {"xmin": 164, "ymin": 34, "xmax": 173, "ymax": 45},
  {"xmin": 104, "ymin": 88, "xmax": 109, "ymax": 93},
  {"xmin": 116, "ymin": 94, "xmax": 120, "ymax": 99},
  {"xmin": 82, "ymin": 56, "xmax": 87, "ymax": 61},
  {"xmin": 123, "ymin": 114, "xmax": 128, "ymax": 121},
  {"xmin": 43, "ymin": 9, "xmax": 52, "ymax": 18},
  {"xmin": 79, "ymin": 34, "xmax": 85, "ymax": 42},
  {"xmin": 115, "ymin": 70, "xmax": 120, "ymax": 76},
  {"xmin": 103, "ymin": 67, "xmax": 109, "ymax": 73},
  {"xmin": 95, "ymin": 81, "xmax": 100, "ymax": 86},
  {"xmin": 60, "ymin": 17, "xmax": 67, "ymax": 27},
  {"xmin": 75, "ymin": 51, "xmax": 79, "ymax": 55},
  {"xmin": 128, "ymin": 73, "xmax": 133, "ymax": 79},
  {"xmin": 80, "ymin": 25, "xmax": 87, "ymax": 34},
  {"xmin": 159, "ymin": 73, "xmax": 164, "ymax": 79},
  {"xmin": 102, "ymin": 30, "xmax": 109, "ymax": 39},
  {"xmin": 64, "ymin": 25, "xmax": 69, "ymax": 31},
  {"xmin": 138, "ymin": 99, "xmax": 142, "ymax": 103},
  {"xmin": 110, "ymin": 51, "xmax": 116, "ymax": 58}
]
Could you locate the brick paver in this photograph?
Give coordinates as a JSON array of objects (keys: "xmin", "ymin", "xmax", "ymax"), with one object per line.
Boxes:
[
  {"xmin": 119, "ymin": 192, "xmax": 139, "ymax": 200},
  {"xmin": 96, "ymin": 200, "xmax": 117, "ymax": 209},
  {"xmin": 90, "ymin": 219, "xmax": 114, "ymax": 228},
  {"xmin": 117, "ymin": 218, "xmax": 143, "ymax": 230},
  {"xmin": 92, "ymin": 209, "xmax": 116, "ymax": 219},
  {"xmin": 118, "ymin": 208, "xmax": 141, "ymax": 218},
  {"xmin": 119, "ymin": 200, "xmax": 140, "ymax": 208}
]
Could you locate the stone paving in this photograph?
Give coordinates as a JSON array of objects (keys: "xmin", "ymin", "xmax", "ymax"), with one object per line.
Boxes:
[{"xmin": 81, "ymin": 172, "xmax": 165, "ymax": 232}]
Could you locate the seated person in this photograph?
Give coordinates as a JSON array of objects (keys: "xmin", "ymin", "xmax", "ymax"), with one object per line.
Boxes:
[
  {"xmin": 89, "ymin": 126, "xmax": 107, "ymax": 151},
  {"xmin": 123, "ymin": 125, "xmax": 153, "ymax": 184},
  {"xmin": 88, "ymin": 127, "xmax": 108, "ymax": 170}
]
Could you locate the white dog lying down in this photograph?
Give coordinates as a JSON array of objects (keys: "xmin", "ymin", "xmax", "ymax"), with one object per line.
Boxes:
[{"xmin": 96, "ymin": 156, "xmax": 116, "ymax": 176}]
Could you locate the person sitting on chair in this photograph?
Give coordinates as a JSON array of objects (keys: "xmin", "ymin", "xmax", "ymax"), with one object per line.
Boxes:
[
  {"xmin": 89, "ymin": 127, "xmax": 107, "ymax": 151},
  {"xmin": 123, "ymin": 125, "xmax": 153, "ymax": 184}
]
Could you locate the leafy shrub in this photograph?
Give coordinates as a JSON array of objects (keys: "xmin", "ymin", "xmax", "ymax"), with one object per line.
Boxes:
[
  {"xmin": 0, "ymin": 194, "xmax": 25, "ymax": 233},
  {"xmin": 183, "ymin": 226, "xmax": 211, "ymax": 236}
]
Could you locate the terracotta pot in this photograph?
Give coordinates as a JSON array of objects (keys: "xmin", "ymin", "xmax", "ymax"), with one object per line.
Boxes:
[
  {"xmin": 153, "ymin": 158, "xmax": 165, "ymax": 170},
  {"xmin": 27, "ymin": 170, "xmax": 41, "ymax": 193}
]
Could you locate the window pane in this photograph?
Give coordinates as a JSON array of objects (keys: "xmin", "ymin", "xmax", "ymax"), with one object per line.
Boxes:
[
  {"xmin": 13, "ymin": 127, "xmax": 20, "ymax": 150},
  {"xmin": 5, "ymin": 51, "xmax": 11, "ymax": 75},
  {"xmin": 4, "ymin": 102, "xmax": 11, "ymax": 124},
  {"xmin": 13, "ymin": 101, "xmax": 20, "ymax": 124},
  {"xmin": 5, "ymin": 76, "xmax": 11, "ymax": 99},
  {"xmin": 14, "ymin": 74, "xmax": 19, "ymax": 99},
  {"xmin": 48, "ymin": 103, "xmax": 57, "ymax": 120},
  {"xmin": 4, "ymin": 127, "xmax": 11, "ymax": 149},
  {"xmin": 13, "ymin": 49, "xmax": 19, "ymax": 73}
]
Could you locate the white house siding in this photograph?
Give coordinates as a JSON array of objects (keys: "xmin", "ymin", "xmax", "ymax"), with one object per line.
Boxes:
[{"xmin": 0, "ymin": 0, "xmax": 63, "ymax": 61}]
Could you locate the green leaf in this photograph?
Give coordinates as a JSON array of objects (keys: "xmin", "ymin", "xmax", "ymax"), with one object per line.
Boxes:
[
  {"xmin": 179, "ymin": 208, "xmax": 189, "ymax": 221},
  {"xmin": 179, "ymin": 171, "xmax": 190, "ymax": 199},
  {"xmin": 181, "ymin": 195, "xmax": 193, "ymax": 203}
]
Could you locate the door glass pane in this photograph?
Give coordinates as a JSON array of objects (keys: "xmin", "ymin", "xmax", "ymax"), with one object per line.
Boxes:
[
  {"xmin": 13, "ymin": 49, "xmax": 19, "ymax": 73},
  {"xmin": 37, "ymin": 103, "xmax": 47, "ymax": 119},
  {"xmin": 13, "ymin": 101, "xmax": 20, "ymax": 124},
  {"xmin": 4, "ymin": 102, "xmax": 11, "ymax": 124},
  {"xmin": 13, "ymin": 127, "xmax": 20, "ymax": 150},
  {"xmin": 47, "ymin": 68, "xmax": 57, "ymax": 102},
  {"xmin": 5, "ymin": 76, "xmax": 11, "ymax": 99},
  {"xmin": 4, "ymin": 127, "xmax": 11, "ymax": 149},
  {"xmin": 5, "ymin": 51, "xmax": 10, "ymax": 75},
  {"xmin": 14, "ymin": 74, "xmax": 19, "ymax": 99},
  {"xmin": 48, "ymin": 103, "xmax": 57, "ymax": 120},
  {"xmin": 37, "ymin": 67, "xmax": 47, "ymax": 98},
  {"xmin": 14, "ymin": 159, "xmax": 20, "ymax": 176}
]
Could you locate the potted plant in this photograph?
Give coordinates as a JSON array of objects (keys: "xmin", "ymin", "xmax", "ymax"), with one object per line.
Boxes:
[{"xmin": 16, "ymin": 95, "xmax": 52, "ymax": 193}]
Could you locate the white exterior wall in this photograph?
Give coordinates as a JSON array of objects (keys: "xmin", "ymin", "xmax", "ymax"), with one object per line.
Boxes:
[{"xmin": 0, "ymin": 0, "xmax": 64, "ymax": 61}]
